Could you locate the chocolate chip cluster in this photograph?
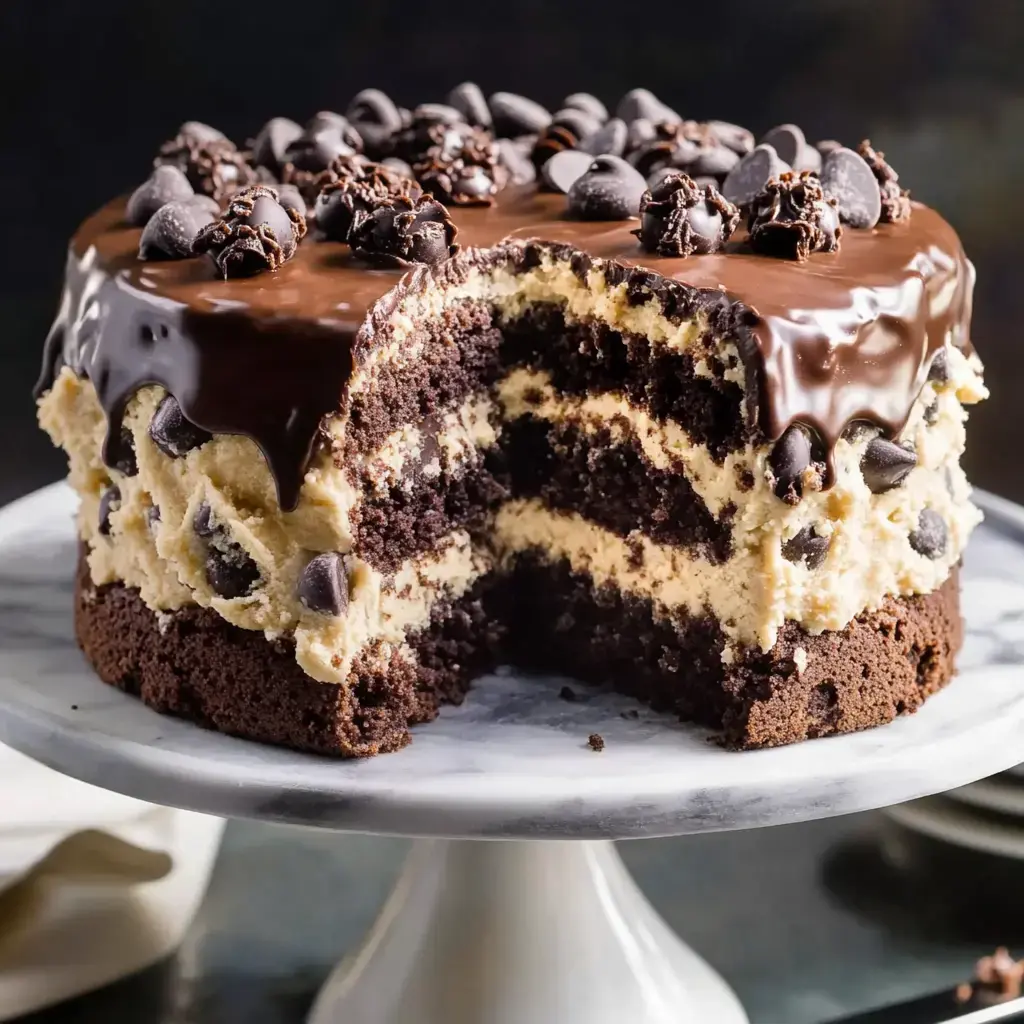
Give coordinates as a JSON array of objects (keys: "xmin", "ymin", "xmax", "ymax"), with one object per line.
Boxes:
[{"xmin": 127, "ymin": 89, "xmax": 915, "ymax": 273}]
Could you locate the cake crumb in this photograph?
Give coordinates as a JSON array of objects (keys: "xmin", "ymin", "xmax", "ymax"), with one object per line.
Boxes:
[
  {"xmin": 559, "ymin": 685, "xmax": 578, "ymax": 702},
  {"xmin": 957, "ymin": 947, "xmax": 1024, "ymax": 1005},
  {"xmin": 588, "ymin": 733, "xmax": 605, "ymax": 752}
]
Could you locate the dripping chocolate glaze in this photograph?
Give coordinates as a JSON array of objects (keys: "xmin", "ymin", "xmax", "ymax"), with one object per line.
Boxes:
[{"xmin": 37, "ymin": 187, "xmax": 974, "ymax": 509}]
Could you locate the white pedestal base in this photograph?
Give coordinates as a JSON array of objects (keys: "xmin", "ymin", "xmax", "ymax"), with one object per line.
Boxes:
[{"xmin": 309, "ymin": 839, "xmax": 747, "ymax": 1024}]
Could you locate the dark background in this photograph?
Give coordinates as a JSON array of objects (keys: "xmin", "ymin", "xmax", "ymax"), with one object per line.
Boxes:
[{"xmin": 2, "ymin": 0, "xmax": 1021, "ymax": 504}]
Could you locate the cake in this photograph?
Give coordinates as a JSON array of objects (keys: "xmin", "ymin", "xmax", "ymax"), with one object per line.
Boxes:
[{"xmin": 36, "ymin": 86, "xmax": 987, "ymax": 757}]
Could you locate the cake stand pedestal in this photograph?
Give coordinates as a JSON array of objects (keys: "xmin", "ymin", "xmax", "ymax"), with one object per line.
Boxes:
[{"xmin": 3, "ymin": 483, "xmax": 1024, "ymax": 1024}]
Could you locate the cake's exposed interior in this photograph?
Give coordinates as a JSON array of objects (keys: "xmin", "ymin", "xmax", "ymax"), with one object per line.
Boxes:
[{"xmin": 37, "ymin": 89, "xmax": 987, "ymax": 755}]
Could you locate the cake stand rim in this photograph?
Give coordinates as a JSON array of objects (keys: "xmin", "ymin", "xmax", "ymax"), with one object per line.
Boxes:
[{"xmin": 0, "ymin": 480, "xmax": 1022, "ymax": 839}]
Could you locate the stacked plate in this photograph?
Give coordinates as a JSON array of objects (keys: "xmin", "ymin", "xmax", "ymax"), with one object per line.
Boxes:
[{"xmin": 887, "ymin": 766, "xmax": 1024, "ymax": 860}]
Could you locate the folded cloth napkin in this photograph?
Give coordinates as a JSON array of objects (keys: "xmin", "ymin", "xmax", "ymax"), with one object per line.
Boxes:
[{"xmin": 0, "ymin": 744, "xmax": 224, "ymax": 1020}]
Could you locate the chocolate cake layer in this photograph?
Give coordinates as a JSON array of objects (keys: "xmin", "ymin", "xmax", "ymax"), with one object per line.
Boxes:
[
  {"xmin": 492, "ymin": 414, "xmax": 733, "ymax": 560},
  {"xmin": 74, "ymin": 552, "xmax": 500, "ymax": 757},
  {"xmin": 493, "ymin": 552, "xmax": 962, "ymax": 749},
  {"xmin": 343, "ymin": 307, "xmax": 503, "ymax": 455},
  {"xmin": 502, "ymin": 306, "xmax": 751, "ymax": 458},
  {"xmin": 351, "ymin": 459, "xmax": 506, "ymax": 574},
  {"xmin": 75, "ymin": 546, "xmax": 961, "ymax": 754}
]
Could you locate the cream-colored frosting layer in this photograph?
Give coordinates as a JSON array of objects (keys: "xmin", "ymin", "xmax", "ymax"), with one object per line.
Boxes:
[
  {"xmin": 493, "ymin": 344, "xmax": 983, "ymax": 652},
  {"xmin": 39, "ymin": 369, "xmax": 489, "ymax": 684}
]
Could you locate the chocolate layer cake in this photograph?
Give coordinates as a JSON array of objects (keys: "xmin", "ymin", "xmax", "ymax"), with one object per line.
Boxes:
[{"xmin": 36, "ymin": 88, "xmax": 987, "ymax": 756}]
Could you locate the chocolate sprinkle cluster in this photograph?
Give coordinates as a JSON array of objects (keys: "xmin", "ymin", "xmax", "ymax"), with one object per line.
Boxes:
[
  {"xmin": 350, "ymin": 194, "xmax": 459, "ymax": 268},
  {"xmin": 193, "ymin": 185, "xmax": 307, "ymax": 278},
  {"xmin": 413, "ymin": 124, "xmax": 501, "ymax": 206},
  {"xmin": 157, "ymin": 123, "xmax": 256, "ymax": 203},
  {"xmin": 315, "ymin": 158, "xmax": 419, "ymax": 243},
  {"xmin": 747, "ymin": 171, "xmax": 841, "ymax": 262},
  {"xmin": 634, "ymin": 173, "xmax": 739, "ymax": 257}
]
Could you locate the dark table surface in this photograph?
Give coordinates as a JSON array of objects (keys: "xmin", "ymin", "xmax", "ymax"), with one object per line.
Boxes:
[{"xmin": 12, "ymin": 808, "xmax": 1024, "ymax": 1024}]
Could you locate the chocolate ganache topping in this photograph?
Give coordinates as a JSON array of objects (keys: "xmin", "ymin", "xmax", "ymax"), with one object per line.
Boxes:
[{"xmin": 37, "ymin": 90, "xmax": 974, "ymax": 511}]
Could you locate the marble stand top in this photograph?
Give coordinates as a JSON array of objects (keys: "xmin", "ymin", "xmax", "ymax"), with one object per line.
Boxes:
[{"xmin": 1, "ymin": 483, "xmax": 1023, "ymax": 839}]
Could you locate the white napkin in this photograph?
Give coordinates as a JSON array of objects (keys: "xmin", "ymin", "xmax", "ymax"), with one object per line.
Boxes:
[{"xmin": 0, "ymin": 744, "xmax": 224, "ymax": 1020}]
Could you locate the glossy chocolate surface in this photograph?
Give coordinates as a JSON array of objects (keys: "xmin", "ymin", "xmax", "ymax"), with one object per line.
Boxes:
[{"xmin": 38, "ymin": 185, "xmax": 974, "ymax": 509}]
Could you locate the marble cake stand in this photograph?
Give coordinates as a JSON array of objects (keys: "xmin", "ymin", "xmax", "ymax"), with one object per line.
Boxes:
[{"xmin": 3, "ymin": 484, "xmax": 1024, "ymax": 1024}]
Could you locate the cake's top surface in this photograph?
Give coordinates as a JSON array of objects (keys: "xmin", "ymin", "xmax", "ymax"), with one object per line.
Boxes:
[{"xmin": 39, "ymin": 89, "xmax": 979, "ymax": 510}]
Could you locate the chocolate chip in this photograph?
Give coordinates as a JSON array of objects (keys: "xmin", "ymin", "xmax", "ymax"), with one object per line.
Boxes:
[
  {"xmin": 768, "ymin": 425, "xmax": 818, "ymax": 504},
  {"xmin": 274, "ymin": 183, "xmax": 306, "ymax": 220},
  {"xmin": 924, "ymin": 399, "xmax": 940, "ymax": 426},
  {"xmin": 306, "ymin": 112, "xmax": 364, "ymax": 150},
  {"xmin": 551, "ymin": 108, "xmax": 602, "ymax": 141},
  {"xmin": 284, "ymin": 125, "xmax": 356, "ymax": 174},
  {"xmin": 531, "ymin": 124, "xmax": 579, "ymax": 173},
  {"xmin": 98, "ymin": 486, "xmax": 121, "ymax": 536},
  {"xmin": 857, "ymin": 140, "xmax": 911, "ymax": 223},
  {"xmin": 562, "ymin": 92, "xmax": 609, "ymax": 123},
  {"xmin": 782, "ymin": 526, "xmax": 831, "ymax": 570},
  {"xmin": 178, "ymin": 121, "xmax": 226, "ymax": 146},
  {"xmin": 113, "ymin": 427, "xmax": 138, "ymax": 476},
  {"xmin": 634, "ymin": 172, "xmax": 739, "ymax": 257},
  {"xmin": 205, "ymin": 541, "xmax": 260, "ymax": 599},
  {"xmin": 579, "ymin": 117, "xmax": 627, "ymax": 157},
  {"xmin": 497, "ymin": 139, "xmax": 537, "ymax": 185},
  {"xmin": 540, "ymin": 148, "xmax": 594, "ymax": 193},
  {"xmin": 489, "ymin": 92, "xmax": 551, "ymax": 135},
  {"xmin": 748, "ymin": 171, "xmax": 842, "ymax": 261},
  {"xmin": 346, "ymin": 89, "xmax": 403, "ymax": 158},
  {"xmin": 137, "ymin": 197, "xmax": 218, "ymax": 260},
  {"xmin": 149, "ymin": 394, "xmax": 212, "ymax": 458},
  {"xmin": 382, "ymin": 157, "xmax": 415, "ymax": 179},
  {"xmin": 816, "ymin": 139, "xmax": 842, "ymax": 156},
  {"xmin": 297, "ymin": 551, "xmax": 351, "ymax": 615},
  {"xmin": 819, "ymin": 147, "xmax": 882, "ymax": 229},
  {"xmin": 126, "ymin": 166, "xmax": 195, "ymax": 226},
  {"xmin": 860, "ymin": 437, "xmax": 917, "ymax": 493},
  {"xmin": 193, "ymin": 184, "xmax": 307, "ymax": 278},
  {"xmin": 910, "ymin": 510, "xmax": 948, "ymax": 559},
  {"xmin": 793, "ymin": 145, "xmax": 822, "ymax": 174},
  {"xmin": 250, "ymin": 117, "xmax": 304, "ymax": 176},
  {"xmin": 448, "ymin": 82, "xmax": 492, "ymax": 129},
  {"xmin": 350, "ymin": 194, "xmax": 459, "ymax": 268},
  {"xmin": 707, "ymin": 121, "xmax": 754, "ymax": 155},
  {"xmin": 615, "ymin": 88, "xmax": 670, "ymax": 124},
  {"xmin": 928, "ymin": 348, "xmax": 950, "ymax": 383},
  {"xmin": 686, "ymin": 144, "xmax": 740, "ymax": 179},
  {"xmin": 413, "ymin": 103, "xmax": 465, "ymax": 126},
  {"xmin": 193, "ymin": 502, "xmax": 215, "ymax": 537},
  {"xmin": 567, "ymin": 155, "xmax": 646, "ymax": 220},
  {"xmin": 625, "ymin": 118, "xmax": 657, "ymax": 153},
  {"xmin": 759, "ymin": 124, "xmax": 805, "ymax": 166},
  {"xmin": 192, "ymin": 503, "xmax": 260, "ymax": 598},
  {"xmin": 721, "ymin": 144, "xmax": 790, "ymax": 207}
]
